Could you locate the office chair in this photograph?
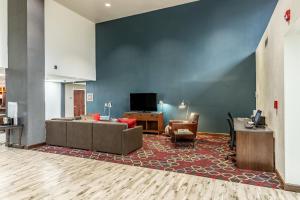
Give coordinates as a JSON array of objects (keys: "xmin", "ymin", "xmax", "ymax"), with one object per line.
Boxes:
[
  {"xmin": 228, "ymin": 112, "xmax": 234, "ymax": 124},
  {"xmin": 226, "ymin": 118, "xmax": 236, "ymax": 161},
  {"xmin": 227, "ymin": 112, "xmax": 234, "ymax": 144},
  {"xmin": 227, "ymin": 119, "xmax": 236, "ymax": 149}
]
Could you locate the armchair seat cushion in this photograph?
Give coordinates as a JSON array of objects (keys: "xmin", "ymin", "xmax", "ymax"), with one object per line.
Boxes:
[{"xmin": 174, "ymin": 130, "xmax": 196, "ymax": 141}]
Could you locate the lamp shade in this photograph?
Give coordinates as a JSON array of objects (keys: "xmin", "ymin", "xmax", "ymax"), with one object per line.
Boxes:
[{"xmin": 178, "ymin": 101, "xmax": 187, "ymax": 109}]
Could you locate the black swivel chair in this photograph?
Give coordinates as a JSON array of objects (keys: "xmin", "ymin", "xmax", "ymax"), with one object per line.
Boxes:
[
  {"xmin": 227, "ymin": 119, "xmax": 236, "ymax": 150},
  {"xmin": 227, "ymin": 112, "xmax": 234, "ymax": 144},
  {"xmin": 228, "ymin": 112, "xmax": 234, "ymax": 124},
  {"xmin": 226, "ymin": 118, "xmax": 236, "ymax": 161}
]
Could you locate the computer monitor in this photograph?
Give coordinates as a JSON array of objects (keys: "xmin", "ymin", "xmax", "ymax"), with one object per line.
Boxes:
[{"xmin": 253, "ymin": 110, "xmax": 262, "ymax": 126}]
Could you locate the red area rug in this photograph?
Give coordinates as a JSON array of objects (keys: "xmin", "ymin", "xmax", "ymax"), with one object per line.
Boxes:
[{"xmin": 34, "ymin": 134, "xmax": 282, "ymax": 189}]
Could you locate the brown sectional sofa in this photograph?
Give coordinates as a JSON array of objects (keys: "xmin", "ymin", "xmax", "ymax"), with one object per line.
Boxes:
[{"xmin": 45, "ymin": 120, "xmax": 143, "ymax": 155}]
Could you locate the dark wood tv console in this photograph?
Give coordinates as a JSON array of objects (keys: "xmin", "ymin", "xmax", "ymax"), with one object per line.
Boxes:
[{"xmin": 123, "ymin": 112, "xmax": 164, "ymax": 134}]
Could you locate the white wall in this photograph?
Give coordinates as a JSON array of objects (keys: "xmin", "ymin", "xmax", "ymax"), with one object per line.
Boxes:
[
  {"xmin": 284, "ymin": 32, "xmax": 300, "ymax": 185},
  {"xmin": 65, "ymin": 83, "xmax": 86, "ymax": 117},
  {"xmin": 45, "ymin": 82, "xmax": 62, "ymax": 120},
  {"xmin": 0, "ymin": 0, "xmax": 8, "ymax": 69},
  {"xmin": 256, "ymin": 0, "xmax": 300, "ymax": 185},
  {"xmin": 45, "ymin": 0, "xmax": 96, "ymax": 81}
]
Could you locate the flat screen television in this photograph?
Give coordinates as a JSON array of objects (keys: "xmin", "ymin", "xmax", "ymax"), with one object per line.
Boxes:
[{"xmin": 130, "ymin": 93, "xmax": 157, "ymax": 112}]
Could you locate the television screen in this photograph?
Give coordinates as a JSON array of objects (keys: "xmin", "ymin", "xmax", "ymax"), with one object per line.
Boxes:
[{"xmin": 130, "ymin": 93, "xmax": 157, "ymax": 112}]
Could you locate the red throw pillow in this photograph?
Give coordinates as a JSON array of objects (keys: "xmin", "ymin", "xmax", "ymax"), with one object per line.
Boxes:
[
  {"xmin": 117, "ymin": 118, "xmax": 137, "ymax": 128},
  {"xmin": 92, "ymin": 113, "xmax": 101, "ymax": 121}
]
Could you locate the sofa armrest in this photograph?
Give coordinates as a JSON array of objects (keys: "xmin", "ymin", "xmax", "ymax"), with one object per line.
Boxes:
[{"xmin": 122, "ymin": 126, "xmax": 143, "ymax": 155}]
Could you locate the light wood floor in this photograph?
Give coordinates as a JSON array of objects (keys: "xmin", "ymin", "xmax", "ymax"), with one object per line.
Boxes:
[{"xmin": 0, "ymin": 145, "xmax": 299, "ymax": 200}]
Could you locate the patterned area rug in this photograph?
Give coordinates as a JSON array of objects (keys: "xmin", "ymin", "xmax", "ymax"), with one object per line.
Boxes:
[{"xmin": 34, "ymin": 134, "xmax": 282, "ymax": 189}]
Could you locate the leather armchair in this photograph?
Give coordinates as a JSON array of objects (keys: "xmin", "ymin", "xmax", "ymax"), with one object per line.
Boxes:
[{"xmin": 168, "ymin": 113, "xmax": 199, "ymax": 141}]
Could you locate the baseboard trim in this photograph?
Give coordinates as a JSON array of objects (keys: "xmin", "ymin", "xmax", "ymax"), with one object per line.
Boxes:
[
  {"xmin": 275, "ymin": 168, "xmax": 285, "ymax": 187},
  {"xmin": 198, "ymin": 132, "xmax": 228, "ymax": 136},
  {"xmin": 25, "ymin": 142, "xmax": 46, "ymax": 149},
  {"xmin": 275, "ymin": 168, "xmax": 300, "ymax": 193},
  {"xmin": 285, "ymin": 183, "xmax": 300, "ymax": 193}
]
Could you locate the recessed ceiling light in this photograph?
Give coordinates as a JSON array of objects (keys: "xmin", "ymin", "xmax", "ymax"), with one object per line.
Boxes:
[{"xmin": 105, "ymin": 3, "xmax": 111, "ymax": 7}]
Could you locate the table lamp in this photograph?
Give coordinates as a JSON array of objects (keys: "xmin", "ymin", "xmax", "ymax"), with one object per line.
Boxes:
[
  {"xmin": 104, "ymin": 101, "xmax": 112, "ymax": 117},
  {"xmin": 178, "ymin": 100, "xmax": 189, "ymax": 119}
]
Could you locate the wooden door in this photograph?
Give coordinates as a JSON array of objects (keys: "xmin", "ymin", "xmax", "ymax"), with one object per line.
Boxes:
[{"xmin": 74, "ymin": 90, "xmax": 85, "ymax": 117}]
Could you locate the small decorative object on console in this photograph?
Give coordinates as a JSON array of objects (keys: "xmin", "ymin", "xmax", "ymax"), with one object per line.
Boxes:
[{"xmin": 104, "ymin": 101, "xmax": 112, "ymax": 117}]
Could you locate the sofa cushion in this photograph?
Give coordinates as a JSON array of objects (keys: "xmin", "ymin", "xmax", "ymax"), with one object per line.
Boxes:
[
  {"xmin": 117, "ymin": 118, "xmax": 137, "ymax": 128},
  {"xmin": 46, "ymin": 120, "xmax": 67, "ymax": 147},
  {"xmin": 66, "ymin": 121, "xmax": 93, "ymax": 150}
]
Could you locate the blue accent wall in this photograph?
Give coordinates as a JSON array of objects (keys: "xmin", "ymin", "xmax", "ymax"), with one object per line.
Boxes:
[{"xmin": 87, "ymin": 0, "xmax": 277, "ymax": 132}]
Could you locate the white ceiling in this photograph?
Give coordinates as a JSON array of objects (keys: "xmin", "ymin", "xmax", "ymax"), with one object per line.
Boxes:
[{"xmin": 54, "ymin": 0, "xmax": 198, "ymax": 23}]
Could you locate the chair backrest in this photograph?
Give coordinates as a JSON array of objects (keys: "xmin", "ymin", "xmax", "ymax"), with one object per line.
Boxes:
[
  {"xmin": 227, "ymin": 112, "xmax": 234, "ymax": 128},
  {"xmin": 227, "ymin": 112, "xmax": 233, "ymax": 122},
  {"xmin": 227, "ymin": 118, "xmax": 236, "ymax": 149},
  {"xmin": 227, "ymin": 118, "xmax": 234, "ymax": 133},
  {"xmin": 188, "ymin": 112, "xmax": 199, "ymax": 123}
]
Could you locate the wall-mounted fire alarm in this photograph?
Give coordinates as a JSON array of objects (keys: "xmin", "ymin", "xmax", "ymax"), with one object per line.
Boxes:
[
  {"xmin": 284, "ymin": 9, "xmax": 291, "ymax": 23},
  {"xmin": 274, "ymin": 100, "xmax": 279, "ymax": 110}
]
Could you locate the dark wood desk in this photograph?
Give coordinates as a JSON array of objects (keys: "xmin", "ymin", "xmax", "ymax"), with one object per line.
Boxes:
[
  {"xmin": 0, "ymin": 125, "xmax": 24, "ymax": 148},
  {"xmin": 234, "ymin": 118, "xmax": 274, "ymax": 172}
]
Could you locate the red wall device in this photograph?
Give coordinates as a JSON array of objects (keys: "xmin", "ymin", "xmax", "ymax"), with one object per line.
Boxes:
[
  {"xmin": 284, "ymin": 9, "xmax": 291, "ymax": 23},
  {"xmin": 274, "ymin": 100, "xmax": 278, "ymax": 110}
]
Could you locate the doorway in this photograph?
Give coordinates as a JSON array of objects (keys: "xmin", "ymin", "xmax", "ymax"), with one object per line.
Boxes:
[
  {"xmin": 74, "ymin": 90, "xmax": 85, "ymax": 117},
  {"xmin": 64, "ymin": 83, "xmax": 86, "ymax": 117}
]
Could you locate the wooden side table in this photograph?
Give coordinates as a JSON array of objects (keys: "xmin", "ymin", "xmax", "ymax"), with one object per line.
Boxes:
[
  {"xmin": 0, "ymin": 125, "xmax": 24, "ymax": 148},
  {"xmin": 174, "ymin": 130, "xmax": 196, "ymax": 148}
]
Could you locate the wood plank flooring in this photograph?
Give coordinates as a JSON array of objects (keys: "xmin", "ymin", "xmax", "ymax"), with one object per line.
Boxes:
[{"xmin": 0, "ymin": 145, "xmax": 299, "ymax": 200}]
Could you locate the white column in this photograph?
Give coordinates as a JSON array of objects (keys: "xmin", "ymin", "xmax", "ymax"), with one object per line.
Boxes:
[
  {"xmin": 0, "ymin": 0, "xmax": 8, "ymax": 69},
  {"xmin": 284, "ymin": 33, "xmax": 300, "ymax": 185}
]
